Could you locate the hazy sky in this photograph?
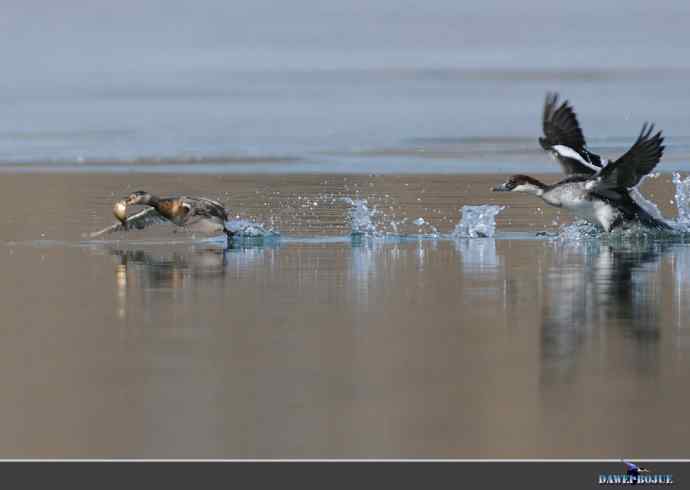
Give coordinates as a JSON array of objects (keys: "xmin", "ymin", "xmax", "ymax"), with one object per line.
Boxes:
[
  {"xmin": 1, "ymin": 0, "xmax": 689, "ymax": 91},
  {"xmin": 0, "ymin": 2, "xmax": 688, "ymax": 164}
]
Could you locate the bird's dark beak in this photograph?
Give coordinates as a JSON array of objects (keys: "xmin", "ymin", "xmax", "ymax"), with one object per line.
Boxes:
[{"xmin": 493, "ymin": 183, "xmax": 509, "ymax": 192}]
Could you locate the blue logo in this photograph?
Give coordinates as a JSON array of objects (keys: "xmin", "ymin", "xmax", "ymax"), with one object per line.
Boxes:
[{"xmin": 598, "ymin": 461, "xmax": 674, "ymax": 485}]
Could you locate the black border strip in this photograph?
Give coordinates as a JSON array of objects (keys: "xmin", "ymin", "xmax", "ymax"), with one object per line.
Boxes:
[{"xmin": 0, "ymin": 460, "xmax": 685, "ymax": 490}]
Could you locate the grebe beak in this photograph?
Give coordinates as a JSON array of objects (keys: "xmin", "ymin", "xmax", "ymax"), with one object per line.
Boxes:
[{"xmin": 493, "ymin": 183, "xmax": 510, "ymax": 192}]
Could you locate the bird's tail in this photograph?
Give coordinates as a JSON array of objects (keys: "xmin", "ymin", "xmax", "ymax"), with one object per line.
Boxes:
[
  {"xmin": 638, "ymin": 210, "xmax": 673, "ymax": 231},
  {"xmin": 626, "ymin": 195, "xmax": 673, "ymax": 231}
]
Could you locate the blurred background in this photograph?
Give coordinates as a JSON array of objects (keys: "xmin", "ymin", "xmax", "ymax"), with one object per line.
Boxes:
[{"xmin": 1, "ymin": 0, "xmax": 689, "ymax": 172}]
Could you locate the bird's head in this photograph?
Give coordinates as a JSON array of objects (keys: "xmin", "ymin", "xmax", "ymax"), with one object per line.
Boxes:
[
  {"xmin": 493, "ymin": 175, "xmax": 546, "ymax": 195},
  {"xmin": 125, "ymin": 190, "xmax": 153, "ymax": 206}
]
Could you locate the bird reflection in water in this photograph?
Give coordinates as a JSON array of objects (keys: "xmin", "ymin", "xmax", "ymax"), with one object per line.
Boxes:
[
  {"xmin": 111, "ymin": 246, "xmax": 228, "ymax": 289},
  {"xmin": 540, "ymin": 238, "xmax": 677, "ymax": 383},
  {"xmin": 107, "ymin": 241, "xmax": 276, "ymax": 319},
  {"xmin": 115, "ymin": 263, "xmax": 128, "ymax": 319}
]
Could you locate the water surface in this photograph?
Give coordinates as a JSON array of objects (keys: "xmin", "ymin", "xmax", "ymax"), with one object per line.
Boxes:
[{"xmin": 1, "ymin": 172, "xmax": 690, "ymax": 458}]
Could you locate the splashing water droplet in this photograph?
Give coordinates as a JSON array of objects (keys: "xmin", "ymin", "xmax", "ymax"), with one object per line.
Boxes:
[
  {"xmin": 556, "ymin": 221, "xmax": 601, "ymax": 241},
  {"xmin": 673, "ymin": 172, "xmax": 690, "ymax": 228},
  {"xmin": 341, "ymin": 198, "xmax": 379, "ymax": 236},
  {"xmin": 225, "ymin": 219, "xmax": 280, "ymax": 238},
  {"xmin": 411, "ymin": 217, "xmax": 439, "ymax": 238},
  {"xmin": 452, "ymin": 205, "xmax": 504, "ymax": 238}
]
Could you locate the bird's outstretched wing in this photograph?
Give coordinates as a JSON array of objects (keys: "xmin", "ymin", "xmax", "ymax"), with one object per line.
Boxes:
[
  {"xmin": 539, "ymin": 92, "xmax": 603, "ymax": 174},
  {"xmin": 592, "ymin": 123, "xmax": 664, "ymax": 191},
  {"xmin": 88, "ymin": 208, "xmax": 170, "ymax": 238}
]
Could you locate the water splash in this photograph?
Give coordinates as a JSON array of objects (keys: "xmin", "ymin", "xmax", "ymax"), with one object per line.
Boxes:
[
  {"xmin": 388, "ymin": 217, "xmax": 406, "ymax": 235},
  {"xmin": 556, "ymin": 221, "xmax": 603, "ymax": 242},
  {"xmin": 556, "ymin": 218, "xmax": 675, "ymax": 242},
  {"xmin": 673, "ymin": 172, "xmax": 690, "ymax": 228},
  {"xmin": 341, "ymin": 198, "xmax": 380, "ymax": 236},
  {"xmin": 226, "ymin": 219, "xmax": 280, "ymax": 238},
  {"xmin": 452, "ymin": 205, "xmax": 504, "ymax": 238},
  {"xmin": 554, "ymin": 178, "xmax": 689, "ymax": 241},
  {"xmin": 412, "ymin": 217, "xmax": 439, "ymax": 238}
]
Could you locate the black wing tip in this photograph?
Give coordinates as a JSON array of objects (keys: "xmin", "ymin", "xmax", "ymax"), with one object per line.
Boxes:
[
  {"xmin": 541, "ymin": 90, "xmax": 587, "ymax": 155},
  {"xmin": 545, "ymin": 91, "xmax": 559, "ymax": 106},
  {"xmin": 639, "ymin": 122, "xmax": 652, "ymax": 138},
  {"xmin": 637, "ymin": 122, "xmax": 665, "ymax": 148},
  {"xmin": 543, "ymin": 91, "xmax": 574, "ymax": 118},
  {"xmin": 638, "ymin": 122, "xmax": 665, "ymax": 140},
  {"xmin": 543, "ymin": 90, "xmax": 580, "ymax": 130}
]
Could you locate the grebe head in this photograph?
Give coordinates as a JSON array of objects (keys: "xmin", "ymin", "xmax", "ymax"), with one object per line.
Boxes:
[
  {"xmin": 493, "ymin": 175, "xmax": 546, "ymax": 194},
  {"xmin": 113, "ymin": 200, "xmax": 128, "ymax": 224},
  {"xmin": 126, "ymin": 191, "xmax": 153, "ymax": 206}
]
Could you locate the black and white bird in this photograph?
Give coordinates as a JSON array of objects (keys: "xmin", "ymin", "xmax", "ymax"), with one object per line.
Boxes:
[
  {"xmin": 494, "ymin": 120, "xmax": 672, "ymax": 232},
  {"xmin": 538, "ymin": 92, "xmax": 666, "ymax": 221}
]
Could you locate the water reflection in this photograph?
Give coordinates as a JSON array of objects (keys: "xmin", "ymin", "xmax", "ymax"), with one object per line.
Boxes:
[
  {"xmin": 350, "ymin": 240, "xmax": 382, "ymax": 307},
  {"xmin": 103, "ymin": 242, "xmax": 278, "ymax": 320},
  {"xmin": 111, "ymin": 246, "xmax": 229, "ymax": 286},
  {"xmin": 670, "ymin": 243, "xmax": 690, "ymax": 351},
  {"xmin": 540, "ymin": 239, "xmax": 678, "ymax": 383},
  {"xmin": 453, "ymin": 237, "xmax": 500, "ymax": 271}
]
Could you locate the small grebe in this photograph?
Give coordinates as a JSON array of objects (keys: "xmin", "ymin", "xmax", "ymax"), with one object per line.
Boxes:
[
  {"xmin": 123, "ymin": 191, "xmax": 234, "ymax": 236},
  {"xmin": 90, "ymin": 191, "xmax": 235, "ymax": 238}
]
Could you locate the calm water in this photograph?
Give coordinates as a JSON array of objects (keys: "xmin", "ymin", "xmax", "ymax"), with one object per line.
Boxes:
[{"xmin": 0, "ymin": 173, "xmax": 689, "ymax": 458}]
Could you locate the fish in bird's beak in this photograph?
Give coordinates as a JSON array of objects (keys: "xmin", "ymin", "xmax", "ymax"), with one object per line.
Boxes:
[{"xmin": 113, "ymin": 200, "xmax": 128, "ymax": 225}]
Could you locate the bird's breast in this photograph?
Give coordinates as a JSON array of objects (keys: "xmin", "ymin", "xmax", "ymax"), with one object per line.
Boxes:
[{"xmin": 542, "ymin": 184, "xmax": 589, "ymax": 209}]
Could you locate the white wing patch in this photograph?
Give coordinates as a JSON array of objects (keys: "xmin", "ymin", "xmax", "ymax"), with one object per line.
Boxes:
[{"xmin": 552, "ymin": 145, "xmax": 600, "ymax": 172}]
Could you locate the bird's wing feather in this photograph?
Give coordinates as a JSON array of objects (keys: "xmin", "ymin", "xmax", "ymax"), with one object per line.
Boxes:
[
  {"xmin": 540, "ymin": 92, "xmax": 587, "ymax": 151},
  {"xmin": 88, "ymin": 208, "xmax": 169, "ymax": 238},
  {"xmin": 539, "ymin": 92, "xmax": 603, "ymax": 174},
  {"xmin": 592, "ymin": 123, "xmax": 664, "ymax": 190},
  {"xmin": 182, "ymin": 196, "xmax": 228, "ymax": 221}
]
